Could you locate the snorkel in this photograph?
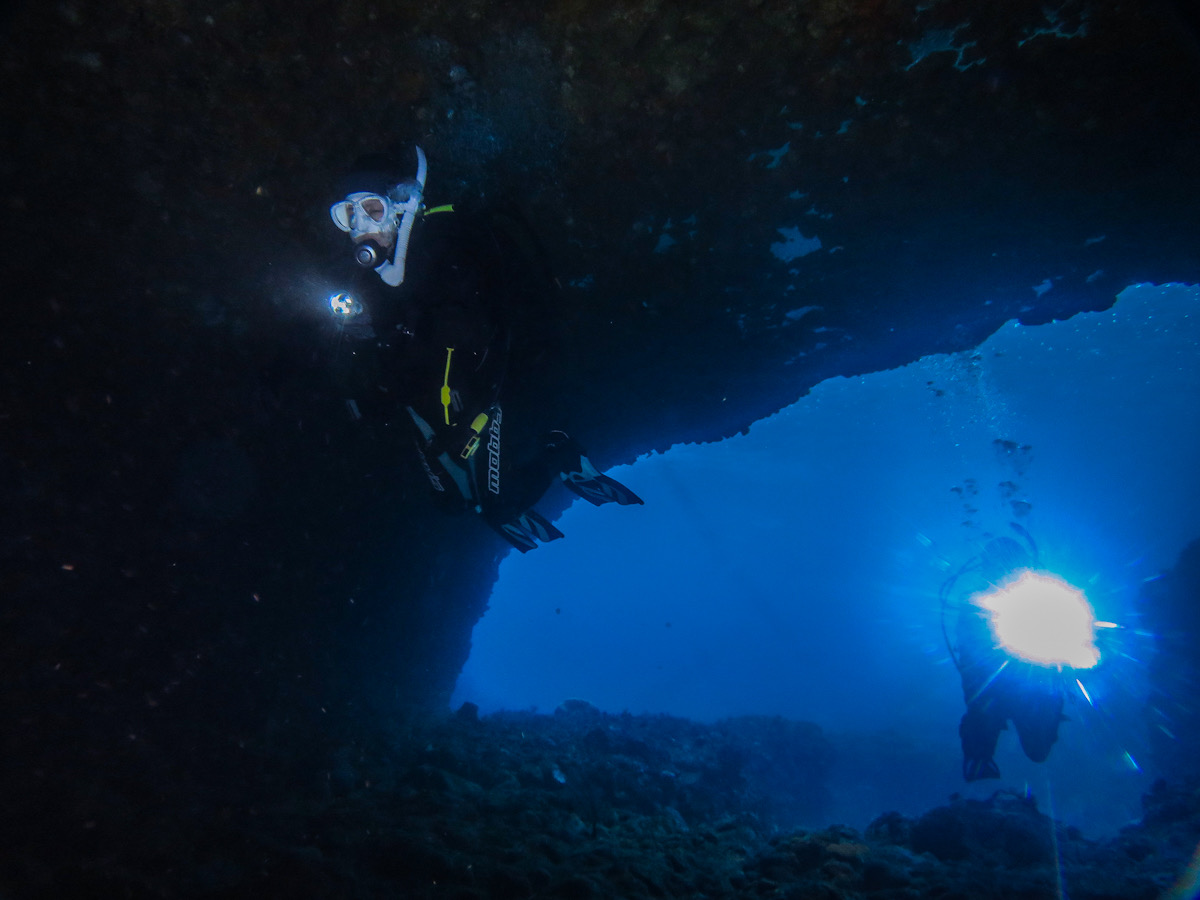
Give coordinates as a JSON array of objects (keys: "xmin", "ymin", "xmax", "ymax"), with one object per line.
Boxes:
[{"xmin": 382, "ymin": 145, "xmax": 426, "ymax": 286}]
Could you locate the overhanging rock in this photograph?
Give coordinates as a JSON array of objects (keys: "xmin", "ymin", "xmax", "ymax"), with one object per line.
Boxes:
[{"xmin": 388, "ymin": 0, "xmax": 1200, "ymax": 709}]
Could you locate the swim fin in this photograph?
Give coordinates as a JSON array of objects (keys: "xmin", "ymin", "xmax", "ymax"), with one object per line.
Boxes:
[
  {"xmin": 560, "ymin": 454, "xmax": 643, "ymax": 507},
  {"xmin": 963, "ymin": 756, "xmax": 1001, "ymax": 782},
  {"xmin": 492, "ymin": 509, "xmax": 565, "ymax": 553}
]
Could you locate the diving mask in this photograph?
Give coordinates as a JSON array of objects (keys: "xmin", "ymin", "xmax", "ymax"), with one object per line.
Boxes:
[{"xmin": 330, "ymin": 193, "xmax": 396, "ymax": 235}]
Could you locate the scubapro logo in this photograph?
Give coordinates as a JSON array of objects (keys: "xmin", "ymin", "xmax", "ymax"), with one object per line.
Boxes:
[{"xmin": 487, "ymin": 407, "xmax": 502, "ymax": 495}]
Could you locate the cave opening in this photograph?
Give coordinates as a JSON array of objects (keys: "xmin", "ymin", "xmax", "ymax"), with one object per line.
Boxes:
[{"xmin": 454, "ymin": 281, "xmax": 1200, "ymax": 833}]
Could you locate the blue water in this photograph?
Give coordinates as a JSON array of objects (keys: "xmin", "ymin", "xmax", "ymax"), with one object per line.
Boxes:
[{"xmin": 454, "ymin": 282, "xmax": 1200, "ymax": 830}]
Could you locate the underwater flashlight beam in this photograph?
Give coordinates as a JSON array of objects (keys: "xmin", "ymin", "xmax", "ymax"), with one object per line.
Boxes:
[
  {"xmin": 328, "ymin": 291, "xmax": 363, "ymax": 318},
  {"xmin": 975, "ymin": 571, "xmax": 1101, "ymax": 669}
]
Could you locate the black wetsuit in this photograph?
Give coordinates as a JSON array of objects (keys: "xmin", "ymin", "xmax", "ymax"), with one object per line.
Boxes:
[
  {"xmin": 330, "ymin": 207, "xmax": 567, "ymax": 540},
  {"xmin": 957, "ymin": 631, "xmax": 1066, "ymax": 780}
]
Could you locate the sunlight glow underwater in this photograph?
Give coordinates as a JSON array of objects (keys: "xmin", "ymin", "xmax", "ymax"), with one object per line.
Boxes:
[
  {"xmin": 452, "ymin": 282, "xmax": 1199, "ymax": 836},
  {"xmin": 973, "ymin": 570, "xmax": 1107, "ymax": 669},
  {"xmin": 457, "ymin": 283, "xmax": 1200, "ymax": 744}
]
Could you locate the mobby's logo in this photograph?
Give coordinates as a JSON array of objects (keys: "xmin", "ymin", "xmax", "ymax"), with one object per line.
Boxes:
[{"xmin": 487, "ymin": 407, "xmax": 502, "ymax": 495}]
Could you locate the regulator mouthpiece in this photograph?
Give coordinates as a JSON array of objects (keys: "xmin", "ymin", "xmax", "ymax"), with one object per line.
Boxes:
[{"xmin": 354, "ymin": 241, "xmax": 385, "ymax": 268}]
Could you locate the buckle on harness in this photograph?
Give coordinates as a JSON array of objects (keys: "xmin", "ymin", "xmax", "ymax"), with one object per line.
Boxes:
[{"xmin": 459, "ymin": 412, "xmax": 491, "ymax": 460}]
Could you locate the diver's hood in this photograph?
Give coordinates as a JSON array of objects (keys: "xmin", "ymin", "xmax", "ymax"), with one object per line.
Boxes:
[{"xmin": 330, "ymin": 146, "xmax": 427, "ymax": 287}]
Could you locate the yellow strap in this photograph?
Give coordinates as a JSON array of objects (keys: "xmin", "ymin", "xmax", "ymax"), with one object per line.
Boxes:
[
  {"xmin": 441, "ymin": 347, "xmax": 455, "ymax": 425},
  {"xmin": 425, "ymin": 204, "xmax": 455, "ymax": 216}
]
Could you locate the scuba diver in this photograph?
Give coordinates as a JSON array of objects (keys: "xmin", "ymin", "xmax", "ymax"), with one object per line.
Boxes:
[
  {"xmin": 941, "ymin": 524, "xmax": 1067, "ymax": 781},
  {"xmin": 325, "ymin": 145, "xmax": 642, "ymax": 552}
]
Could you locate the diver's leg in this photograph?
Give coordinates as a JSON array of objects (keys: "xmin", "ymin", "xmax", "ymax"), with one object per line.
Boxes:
[
  {"xmin": 405, "ymin": 407, "xmax": 479, "ymax": 512},
  {"xmin": 475, "ymin": 406, "xmax": 565, "ymax": 551},
  {"xmin": 959, "ymin": 702, "xmax": 1005, "ymax": 781},
  {"xmin": 476, "ymin": 414, "xmax": 643, "ymax": 550},
  {"xmin": 1012, "ymin": 688, "xmax": 1065, "ymax": 763}
]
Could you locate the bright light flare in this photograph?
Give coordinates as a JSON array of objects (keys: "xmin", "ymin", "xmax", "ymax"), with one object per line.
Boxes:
[
  {"xmin": 328, "ymin": 291, "xmax": 363, "ymax": 318},
  {"xmin": 974, "ymin": 570, "xmax": 1101, "ymax": 669},
  {"xmin": 1075, "ymin": 678, "xmax": 1093, "ymax": 706}
]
